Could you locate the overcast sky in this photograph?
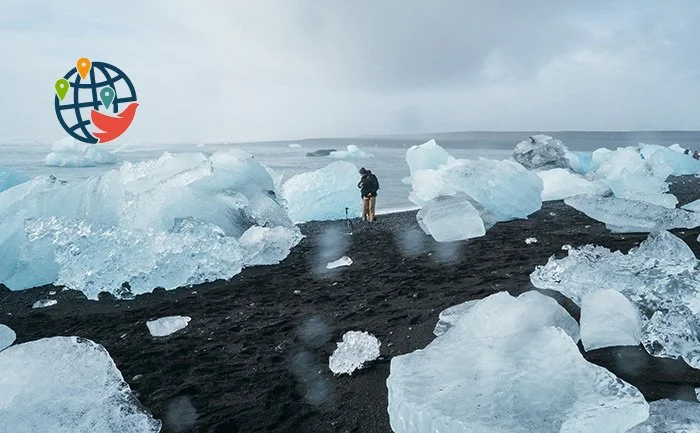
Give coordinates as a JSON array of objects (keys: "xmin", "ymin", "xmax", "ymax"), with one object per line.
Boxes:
[{"xmin": 1, "ymin": 1, "xmax": 699, "ymax": 143}]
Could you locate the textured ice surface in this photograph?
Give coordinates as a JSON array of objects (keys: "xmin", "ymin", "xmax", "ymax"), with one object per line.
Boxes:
[
  {"xmin": 0, "ymin": 150, "xmax": 300, "ymax": 295},
  {"xmin": 683, "ymin": 199, "xmax": 700, "ymax": 213},
  {"xmin": 32, "ymin": 299, "xmax": 57, "ymax": 309},
  {"xmin": 537, "ymin": 168, "xmax": 609, "ymax": 201},
  {"xmin": 408, "ymin": 147, "xmax": 543, "ymax": 221},
  {"xmin": 326, "ymin": 256, "xmax": 353, "ymax": 269},
  {"xmin": 0, "ymin": 166, "xmax": 29, "ymax": 192},
  {"xmin": 0, "ymin": 324, "xmax": 15, "ymax": 351},
  {"xmin": 44, "ymin": 137, "xmax": 118, "ymax": 167},
  {"xmin": 405, "ymin": 139, "xmax": 455, "ymax": 179},
  {"xmin": 512, "ymin": 135, "xmax": 571, "ymax": 170},
  {"xmin": 416, "ymin": 195, "xmax": 485, "ymax": 242},
  {"xmin": 628, "ymin": 399, "xmax": 700, "ymax": 433},
  {"xmin": 328, "ymin": 331, "xmax": 380, "ymax": 375},
  {"xmin": 433, "ymin": 300, "xmax": 479, "ymax": 337},
  {"xmin": 565, "ymin": 195, "xmax": 700, "ymax": 232},
  {"xmin": 147, "ymin": 316, "xmax": 191, "ymax": 337},
  {"xmin": 531, "ymin": 231, "xmax": 700, "ymax": 367},
  {"xmin": 238, "ymin": 225, "xmax": 303, "ymax": 266},
  {"xmin": 329, "ymin": 145, "xmax": 373, "ymax": 159},
  {"xmin": 640, "ymin": 143, "xmax": 700, "ymax": 176},
  {"xmin": 580, "ymin": 289, "xmax": 642, "ymax": 351},
  {"xmin": 388, "ymin": 291, "xmax": 645, "ymax": 433},
  {"xmin": 565, "ymin": 150, "xmax": 596, "ymax": 174},
  {"xmin": 283, "ymin": 161, "xmax": 361, "ymax": 223},
  {"xmin": 0, "ymin": 336, "xmax": 161, "ymax": 433}
]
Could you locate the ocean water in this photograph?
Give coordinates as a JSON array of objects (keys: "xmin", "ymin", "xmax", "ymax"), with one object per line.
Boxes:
[{"xmin": 3, "ymin": 131, "xmax": 700, "ymax": 211}]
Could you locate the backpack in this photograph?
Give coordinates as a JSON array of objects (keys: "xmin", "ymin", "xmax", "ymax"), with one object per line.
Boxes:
[{"xmin": 369, "ymin": 173, "xmax": 379, "ymax": 192}]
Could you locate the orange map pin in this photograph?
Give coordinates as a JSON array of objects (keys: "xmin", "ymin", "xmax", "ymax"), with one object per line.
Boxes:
[{"xmin": 76, "ymin": 58, "xmax": 91, "ymax": 79}]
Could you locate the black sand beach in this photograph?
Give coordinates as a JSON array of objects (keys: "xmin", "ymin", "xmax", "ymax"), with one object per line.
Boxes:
[{"xmin": 3, "ymin": 177, "xmax": 700, "ymax": 433}]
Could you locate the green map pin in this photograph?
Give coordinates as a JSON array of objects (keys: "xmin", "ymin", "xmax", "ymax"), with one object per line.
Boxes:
[
  {"xmin": 99, "ymin": 87, "xmax": 115, "ymax": 109},
  {"xmin": 55, "ymin": 78, "xmax": 69, "ymax": 100}
]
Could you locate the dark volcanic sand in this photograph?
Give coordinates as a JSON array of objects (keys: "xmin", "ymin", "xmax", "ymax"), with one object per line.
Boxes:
[{"xmin": 3, "ymin": 177, "xmax": 700, "ymax": 433}]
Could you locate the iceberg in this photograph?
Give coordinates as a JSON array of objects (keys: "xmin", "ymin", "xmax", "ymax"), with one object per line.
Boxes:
[
  {"xmin": 537, "ymin": 168, "xmax": 609, "ymax": 201},
  {"xmin": 405, "ymin": 139, "xmax": 455, "ymax": 179},
  {"xmin": 580, "ymin": 289, "xmax": 643, "ymax": 351},
  {"xmin": 387, "ymin": 292, "xmax": 646, "ymax": 433},
  {"xmin": 416, "ymin": 195, "xmax": 485, "ymax": 242},
  {"xmin": 0, "ymin": 336, "xmax": 161, "ymax": 433},
  {"xmin": 44, "ymin": 136, "xmax": 118, "ymax": 167},
  {"xmin": 627, "ymin": 399, "xmax": 700, "ymax": 433},
  {"xmin": 0, "ymin": 150, "xmax": 300, "ymax": 296},
  {"xmin": 531, "ymin": 231, "xmax": 700, "ymax": 368},
  {"xmin": 565, "ymin": 195, "xmax": 700, "ymax": 232},
  {"xmin": 0, "ymin": 324, "xmax": 15, "ymax": 351},
  {"xmin": 0, "ymin": 166, "xmax": 29, "ymax": 192},
  {"xmin": 282, "ymin": 161, "xmax": 362, "ymax": 223},
  {"xmin": 512, "ymin": 135, "xmax": 571, "ymax": 170},
  {"xmin": 328, "ymin": 331, "xmax": 381, "ymax": 375},
  {"xmin": 326, "ymin": 256, "xmax": 353, "ymax": 269},
  {"xmin": 329, "ymin": 145, "xmax": 373, "ymax": 159},
  {"xmin": 147, "ymin": 316, "xmax": 191, "ymax": 337}
]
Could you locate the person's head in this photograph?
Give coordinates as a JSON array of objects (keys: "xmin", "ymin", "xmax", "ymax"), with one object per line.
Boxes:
[{"xmin": 359, "ymin": 167, "xmax": 367, "ymax": 175}]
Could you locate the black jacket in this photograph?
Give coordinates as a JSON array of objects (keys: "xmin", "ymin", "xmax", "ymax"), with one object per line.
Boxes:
[{"xmin": 358, "ymin": 173, "xmax": 379, "ymax": 197}]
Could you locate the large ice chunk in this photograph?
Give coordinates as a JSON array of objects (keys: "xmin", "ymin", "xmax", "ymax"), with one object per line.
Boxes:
[
  {"xmin": 282, "ymin": 161, "xmax": 362, "ymax": 223},
  {"xmin": 0, "ymin": 336, "xmax": 161, "ymax": 433},
  {"xmin": 0, "ymin": 166, "xmax": 29, "ymax": 192},
  {"xmin": 388, "ymin": 292, "xmax": 647, "ymax": 433},
  {"xmin": 408, "ymin": 149, "xmax": 543, "ymax": 221},
  {"xmin": 416, "ymin": 195, "xmax": 485, "ymax": 242},
  {"xmin": 0, "ymin": 150, "xmax": 300, "ymax": 295},
  {"xmin": 512, "ymin": 135, "xmax": 571, "ymax": 170},
  {"xmin": 329, "ymin": 145, "xmax": 373, "ymax": 159},
  {"xmin": 627, "ymin": 399, "xmax": 700, "ymax": 433},
  {"xmin": 147, "ymin": 316, "xmax": 191, "ymax": 337},
  {"xmin": 0, "ymin": 324, "xmax": 15, "ymax": 351},
  {"xmin": 405, "ymin": 139, "xmax": 455, "ymax": 178},
  {"xmin": 641, "ymin": 143, "xmax": 700, "ymax": 176},
  {"xmin": 537, "ymin": 168, "xmax": 609, "ymax": 201},
  {"xmin": 580, "ymin": 289, "xmax": 643, "ymax": 351},
  {"xmin": 44, "ymin": 136, "xmax": 118, "ymax": 167},
  {"xmin": 565, "ymin": 195, "xmax": 700, "ymax": 232},
  {"xmin": 531, "ymin": 231, "xmax": 700, "ymax": 367},
  {"xmin": 328, "ymin": 331, "xmax": 381, "ymax": 375}
]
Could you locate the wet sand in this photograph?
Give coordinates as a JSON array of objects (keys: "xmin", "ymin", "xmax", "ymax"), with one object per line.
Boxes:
[{"xmin": 2, "ymin": 176, "xmax": 700, "ymax": 432}]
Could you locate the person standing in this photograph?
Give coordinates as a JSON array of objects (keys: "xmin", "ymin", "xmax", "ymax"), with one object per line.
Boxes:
[{"xmin": 358, "ymin": 167, "xmax": 380, "ymax": 223}]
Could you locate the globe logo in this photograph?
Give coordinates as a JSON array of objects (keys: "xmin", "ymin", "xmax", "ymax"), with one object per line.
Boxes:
[{"xmin": 54, "ymin": 58, "xmax": 138, "ymax": 144}]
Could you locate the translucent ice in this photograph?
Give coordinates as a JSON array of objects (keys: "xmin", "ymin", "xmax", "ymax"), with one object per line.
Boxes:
[
  {"xmin": 0, "ymin": 324, "xmax": 15, "ymax": 352},
  {"xmin": 238, "ymin": 226, "xmax": 303, "ymax": 266},
  {"xmin": 580, "ymin": 289, "xmax": 643, "ymax": 351},
  {"xmin": 282, "ymin": 161, "xmax": 362, "ymax": 223},
  {"xmin": 408, "ymin": 148, "xmax": 543, "ymax": 221},
  {"xmin": 512, "ymin": 135, "xmax": 571, "ymax": 170},
  {"xmin": 326, "ymin": 256, "xmax": 353, "ymax": 269},
  {"xmin": 432, "ymin": 299, "xmax": 479, "ymax": 337},
  {"xmin": 640, "ymin": 143, "xmax": 700, "ymax": 176},
  {"xmin": 405, "ymin": 139, "xmax": 455, "ymax": 179},
  {"xmin": 147, "ymin": 316, "xmax": 191, "ymax": 337},
  {"xmin": 328, "ymin": 331, "xmax": 381, "ymax": 375},
  {"xmin": 416, "ymin": 195, "xmax": 485, "ymax": 242},
  {"xmin": 0, "ymin": 336, "xmax": 161, "ymax": 433},
  {"xmin": 537, "ymin": 168, "xmax": 609, "ymax": 201},
  {"xmin": 565, "ymin": 195, "xmax": 700, "ymax": 232},
  {"xmin": 0, "ymin": 150, "xmax": 299, "ymax": 295},
  {"xmin": 531, "ymin": 231, "xmax": 700, "ymax": 367},
  {"xmin": 44, "ymin": 136, "xmax": 118, "ymax": 167},
  {"xmin": 627, "ymin": 399, "xmax": 700, "ymax": 433},
  {"xmin": 682, "ymin": 199, "xmax": 700, "ymax": 213},
  {"xmin": 0, "ymin": 166, "xmax": 29, "ymax": 192},
  {"xmin": 388, "ymin": 292, "xmax": 645, "ymax": 433},
  {"xmin": 32, "ymin": 299, "xmax": 57, "ymax": 309},
  {"xmin": 329, "ymin": 145, "xmax": 373, "ymax": 159}
]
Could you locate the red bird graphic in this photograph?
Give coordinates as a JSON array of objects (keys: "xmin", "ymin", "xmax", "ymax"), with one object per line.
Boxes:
[{"xmin": 90, "ymin": 102, "xmax": 139, "ymax": 143}]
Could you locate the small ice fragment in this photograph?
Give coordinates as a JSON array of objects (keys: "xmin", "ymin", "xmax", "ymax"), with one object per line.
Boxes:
[
  {"xmin": 146, "ymin": 316, "xmax": 191, "ymax": 337},
  {"xmin": 525, "ymin": 237, "xmax": 538, "ymax": 244},
  {"xmin": 48, "ymin": 291, "xmax": 56, "ymax": 296},
  {"xmin": 580, "ymin": 289, "xmax": 643, "ymax": 351},
  {"xmin": 0, "ymin": 324, "xmax": 16, "ymax": 351},
  {"xmin": 326, "ymin": 256, "xmax": 353, "ymax": 269},
  {"xmin": 288, "ymin": 143, "xmax": 302, "ymax": 148},
  {"xmin": 328, "ymin": 331, "xmax": 380, "ymax": 375},
  {"xmin": 32, "ymin": 299, "xmax": 57, "ymax": 309}
]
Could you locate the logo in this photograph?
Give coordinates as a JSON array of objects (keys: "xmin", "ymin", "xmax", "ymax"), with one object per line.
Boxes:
[{"xmin": 54, "ymin": 58, "xmax": 138, "ymax": 144}]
